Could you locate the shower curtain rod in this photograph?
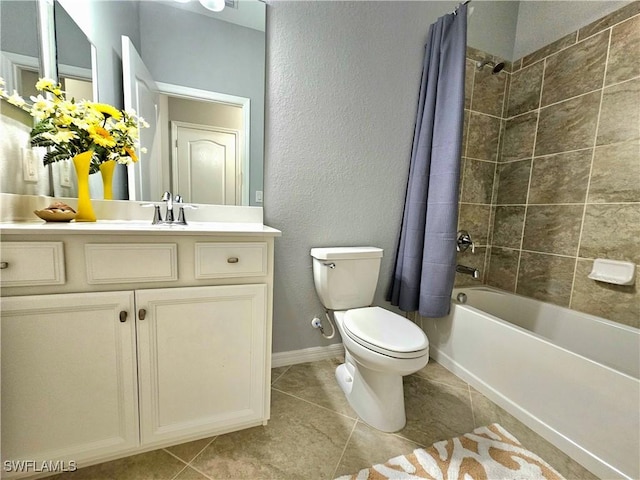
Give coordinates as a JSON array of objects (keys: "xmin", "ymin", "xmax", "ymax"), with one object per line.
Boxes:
[{"xmin": 452, "ymin": 0, "xmax": 471, "ymax": 15}]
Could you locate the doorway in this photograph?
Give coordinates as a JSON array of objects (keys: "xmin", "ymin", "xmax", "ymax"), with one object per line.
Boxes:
[{"xmin": 171, "ymin": 122, "xmax": 240, "ymax": 205}]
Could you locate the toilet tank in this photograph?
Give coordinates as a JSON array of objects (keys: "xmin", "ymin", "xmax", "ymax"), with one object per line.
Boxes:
[{"xmin": 310, "ymin": 247, "xmax": 383, "ymax": 310}]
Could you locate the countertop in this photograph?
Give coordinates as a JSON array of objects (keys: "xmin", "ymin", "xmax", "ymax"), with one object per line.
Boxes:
[{"xmin": 0, "ymin": 220, "xmax": 282, "ymax": 237}]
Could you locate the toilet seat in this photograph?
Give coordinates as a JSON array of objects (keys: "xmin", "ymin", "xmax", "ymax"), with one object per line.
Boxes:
[{"xmin": 343, "ymin": 307, "xmax": 429, "ymax": 359}]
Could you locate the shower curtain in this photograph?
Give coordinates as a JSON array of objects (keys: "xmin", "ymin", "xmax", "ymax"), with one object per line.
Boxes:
[{"xmin": 387, "ymin": 3, "xmax": 467, "ymax": 318}]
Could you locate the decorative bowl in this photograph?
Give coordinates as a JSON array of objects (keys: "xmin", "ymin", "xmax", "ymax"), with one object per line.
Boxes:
[{"xmin": 34, "ymin": 209, "xmax": 77, "ymax": 222}]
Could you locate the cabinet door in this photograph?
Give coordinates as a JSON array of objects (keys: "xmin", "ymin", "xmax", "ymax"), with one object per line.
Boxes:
[
  {"xmin": 136, "ymin": 284, "xmax": 268, "ymax": 446},
  {"xmin": 1, "ymin": 292, "xmax": 139, "ymax": 469}
]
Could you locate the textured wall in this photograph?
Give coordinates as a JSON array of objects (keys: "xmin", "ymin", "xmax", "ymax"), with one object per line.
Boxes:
[
  {"xmin": 487, "ymin": 3, "xmax": 640, "ymax": 328},
  {"xmin": 265, "ymin": 1, "xmax": 459, "ymax": 353}
]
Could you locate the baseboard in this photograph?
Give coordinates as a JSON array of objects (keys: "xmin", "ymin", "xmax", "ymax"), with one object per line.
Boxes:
[{"xmin": 271, "ymin": 343, "xmax": 344, "ymax": 368}]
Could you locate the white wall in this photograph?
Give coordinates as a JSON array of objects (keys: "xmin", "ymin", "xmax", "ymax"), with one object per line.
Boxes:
[
  {"xmin": 513, "ymin": 0, "xmax": 632, "ymax": 60},
  {"xmin": 265, "ymin": 0, "xmax": 485, "ymax": 353}
]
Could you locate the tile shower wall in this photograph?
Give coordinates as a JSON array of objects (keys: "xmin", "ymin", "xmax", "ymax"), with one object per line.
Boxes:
[
  {"xmin": 486, "ymin": 3, "xmax": 640, "ymax": 328},
  {"xmin": 455, "ymin": 47, "xmax": 509, "ymax": 287}
]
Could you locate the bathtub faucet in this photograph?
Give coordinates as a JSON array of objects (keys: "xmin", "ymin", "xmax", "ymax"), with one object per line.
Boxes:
[{"xmin": 456, "ymin": 264, "xmax": 480, "ymax": 280}]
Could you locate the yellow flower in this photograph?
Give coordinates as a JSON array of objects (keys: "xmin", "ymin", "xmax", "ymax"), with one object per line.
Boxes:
[
  {"xmin": 55, "ymin": 114, "xmax": 74, "ymax": 127},
  {"xmin": 125, "ymin": 147, "xmax": 139, "ymax": 163},
  {"xmin": 92, "ymin": 103, "xmax": 122, "ymax": 120},
  {"xmin": 43, "ymin": 130, "xmax": 77, "ymax": 144},
  {"xmin": 89, "ymin": 125, "xmax": 116, "ymax": 148},
  {"xmin": 58, "ymin": 101, "xmax": 79, "ymax": 115},
  {"xmin": 35, "ymin": 78, "xmax": 56, "ymax": 91}
]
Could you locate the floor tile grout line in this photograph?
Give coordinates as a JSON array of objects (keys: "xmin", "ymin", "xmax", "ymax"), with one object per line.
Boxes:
[
  {"xmin": 468, "ymin": 384, "xmax": 478, "ymax": 428},
  {"xmin": 162, "ymin": 451, "xmax": 191, "ymax": 480},
  {"xmin": 411, "ymin": 371, "xmax": 472, "ymax": 393},
  {"xmin": 164, "ymin": 436, "xmax": 218, "ymax": 480},
  {"xmin": 331, "ymin": 419, "xmax": 359, "ymax": 480},
  {"xmin": 271, "ymin": 386, "xmax": 359, "ymax": 421},
  {"xmin": 270, "ymin": 365, "xmax": 292, "ymax": 385},
  {"xmin": 169, "ymin": 465, "xmax": 190, "ymax": 480},
  {"xmin": 184, "ymin": 437, "xmax": 220, "ymax": 480}
]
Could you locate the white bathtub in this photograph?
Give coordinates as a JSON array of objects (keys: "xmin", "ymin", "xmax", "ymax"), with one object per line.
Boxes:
[{"xmin": 422, "ymin": 286, "xmax": 640, "ymax": 480}]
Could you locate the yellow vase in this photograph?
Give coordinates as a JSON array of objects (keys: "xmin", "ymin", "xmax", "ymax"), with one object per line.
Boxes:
[
  {"xmin": 99, "ymin": 160, "xmax": 116, "ymax": 200},
  {"xmin": 72, "ymin": 151, "xmax": 97, "ymax": 222}
]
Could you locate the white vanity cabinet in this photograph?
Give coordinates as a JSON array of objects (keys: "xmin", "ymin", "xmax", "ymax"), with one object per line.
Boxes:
[
  {"xmin": 0, "ymin": 223, "xmax": 279, "ymax": 478},
  {"xmin": 136, "ymin": 284, "xmax": 267, "ymax": 446},
  {"xmin": 1, "ymin": 292, "xmax": 139, "ymax": 469}
]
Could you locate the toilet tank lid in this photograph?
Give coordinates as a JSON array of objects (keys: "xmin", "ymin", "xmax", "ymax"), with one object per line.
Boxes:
[{"xmin": 310, "ymin": 247, "xmax": 383, "ymax": 260}]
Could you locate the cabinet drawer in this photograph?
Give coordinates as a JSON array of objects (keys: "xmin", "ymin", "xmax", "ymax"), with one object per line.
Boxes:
[
  {"xmin": 85, "ymin": 244, "xmax": 177, "ymax": 284},
  {"xmin": 195, "ymin": 242, "xmax": 267, "ymax": 279},
  {"xmin": 0, "ymin": 242, "xmax": 66, "ymax": 287}
]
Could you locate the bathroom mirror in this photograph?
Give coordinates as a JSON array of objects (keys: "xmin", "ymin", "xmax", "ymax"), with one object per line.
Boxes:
[
  {"xmin": 0, "ymin": 0, "xmax": 265, "ymax": 207},
  {"xmin": 54, "ymin": 1, "xmax": 95, "ymax": 101},
  {"xmin": 0, "ymin": 1, "xmax": 41, "ymax": 101},
  {"xmin": 125, "ymin": 0, "xmax": 266, "ymax": 206}
]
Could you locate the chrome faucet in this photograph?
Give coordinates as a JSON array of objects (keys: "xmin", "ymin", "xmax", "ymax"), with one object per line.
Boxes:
[
  {"xmin": 456, "ymin": 264, "xmax": 480, "ymax": 279},
  {"xmin": 162, "ymin": 191, "xmax": 174, "ymax": 222},
  {"xmin": 142, "ymin": 192, "xmax": 196, "ymax": 225}
]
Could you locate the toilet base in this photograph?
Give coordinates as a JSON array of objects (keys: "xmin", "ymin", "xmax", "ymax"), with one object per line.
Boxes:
[{"xmin": 336, "ymin": 362, "xmax": 406, "ymax": 432}]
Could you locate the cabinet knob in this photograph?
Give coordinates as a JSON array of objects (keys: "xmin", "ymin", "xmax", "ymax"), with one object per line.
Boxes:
[
  {"xmin": 0, "ymin": 261, "xmax": 8, "ymax": 269},
  {"xmin": 138, "ymin": 309, "xmax": 147, "ymax": 320},
  {"xmin": 119, "ymin": 311, "xmax": 128, "ymax": 323},
  {"xmin": 227, "ymin": 257, "xmax": 239, "ymax": 264}
]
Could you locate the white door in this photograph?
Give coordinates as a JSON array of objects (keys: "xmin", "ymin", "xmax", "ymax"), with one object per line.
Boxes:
[
  {"xmin": 1, "ymin": 292, "xmax": 139, "ymax": 470},
  {"xmin": 135, "ymin": 284, "xmax": 267, "ymax": 447},
  {"xmin": 122, "ymin": 35, "xmax": 161, "ymax": 201},
  {"xmin": 172, "ymin": 122, "xmax": 240, "ymax": 205}
]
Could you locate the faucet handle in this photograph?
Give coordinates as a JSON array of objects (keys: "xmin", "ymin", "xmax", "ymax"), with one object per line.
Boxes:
[
  {"xmin": 141, "ymin": 203, "xmax": 163, "ymax": 224},
  {"xmin": 456, "ymin": 230, "xmax": 475, "ymax": 253},
  {"xmin": 175, "ymin": 203, "xmax": 197, "ymax": 225}
]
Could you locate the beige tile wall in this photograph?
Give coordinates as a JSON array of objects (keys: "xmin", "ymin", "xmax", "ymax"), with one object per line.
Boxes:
[
  {"xmin": 484, "ymin": 3, "xmax": 640, "ymax": 328},
  {"xmin": 456, "ymin": 47, "xmax": 509, "ymax": 287}
]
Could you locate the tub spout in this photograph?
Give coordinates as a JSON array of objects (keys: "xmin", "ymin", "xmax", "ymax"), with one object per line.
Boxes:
[{"xmin": 456, "ymin": 264, "xmax": 480, "ymax": 279}]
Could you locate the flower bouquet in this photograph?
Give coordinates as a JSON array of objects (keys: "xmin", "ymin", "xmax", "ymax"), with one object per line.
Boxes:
[
  {"xmin": 0, "ymin": 77, "xmax": 148, "ymax": 173},
  {"xmin": 1, "ymin": 77, "xmax": 148, "ymax": 221}
]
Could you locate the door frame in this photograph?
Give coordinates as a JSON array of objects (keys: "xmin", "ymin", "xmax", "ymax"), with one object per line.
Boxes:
[
  {"xmin": 170, "ymin": 121, "xmax": 241, "ymax": 205},
  {"xmin": 158, "ymin": 82, "xmax": 250, "ymax": 206}
]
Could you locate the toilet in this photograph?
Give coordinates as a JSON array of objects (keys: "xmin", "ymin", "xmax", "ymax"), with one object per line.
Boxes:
[{"xmin": 310, "ymin": 246, "xmax": 429, "ymax": 432}]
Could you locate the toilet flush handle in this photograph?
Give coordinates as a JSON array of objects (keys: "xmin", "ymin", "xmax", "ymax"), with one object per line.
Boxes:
[{"xmin": 323, "ymin": 262, "xmax": 336, "ymax": 269}]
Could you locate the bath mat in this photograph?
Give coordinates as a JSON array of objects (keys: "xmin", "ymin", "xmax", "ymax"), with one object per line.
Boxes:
[{"xmin": 336, "ymin": 423, "xmax": 566, "ymax": 480}]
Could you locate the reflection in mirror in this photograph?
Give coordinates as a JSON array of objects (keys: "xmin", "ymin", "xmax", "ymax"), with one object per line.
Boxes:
[
  {"xmin": 0, "ymin": 0, "xmax": 265, "ymax": 207},
  {"xmin": 0, "ymin": 0, "xmax": 51, "ymax": 196},
  {"xmin": 0, "ymin": 0, "xmax": 40, "ymax": 97},
  {"xmin": 127, "ymin": 0, "xmax": 265, "ymax": 206},
  {"xmin": 54, "ymin": 2, "xmax": 95, "ymax": 101},
  {"xmin": 51, "ymin": 1, "xmax": 97, "ymax": 199}
]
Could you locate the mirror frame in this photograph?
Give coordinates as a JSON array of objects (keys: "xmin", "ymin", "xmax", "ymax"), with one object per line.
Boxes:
[{"xmin": 37, "ymin": 0, "xmax": 57, "ymax": 86}]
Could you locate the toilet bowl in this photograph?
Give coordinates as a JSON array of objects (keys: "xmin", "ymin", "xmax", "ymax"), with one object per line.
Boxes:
[
  {"xmin": 333, "ymin": 308, "xmax": 429, "ymax": 432},
  {"xmin": 310, "ymin": 247, "xmax": 429, "ymax": 432}
]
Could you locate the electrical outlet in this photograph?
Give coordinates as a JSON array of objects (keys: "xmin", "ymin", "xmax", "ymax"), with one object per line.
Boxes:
[
  {"xmin": 22, "ymin": 148, "xmax": 38, "ymax": 183},
  {"xmin": 255, "ymin": 190, "xmax": 263, "ymax": 203},
  {"xmin": 60, "ymin": 160, "xmax": 71, "ymax": 188}
]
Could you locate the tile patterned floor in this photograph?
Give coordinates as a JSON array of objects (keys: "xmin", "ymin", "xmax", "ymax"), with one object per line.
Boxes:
[{"xmin": 48, "ymin": 357, "xmax": 599, "ymax": 480}]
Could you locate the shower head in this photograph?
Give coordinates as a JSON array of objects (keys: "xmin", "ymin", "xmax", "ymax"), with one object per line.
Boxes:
[{"xmin": 476, "ymin": 60, "xmax": 505, "ymax": 74}]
